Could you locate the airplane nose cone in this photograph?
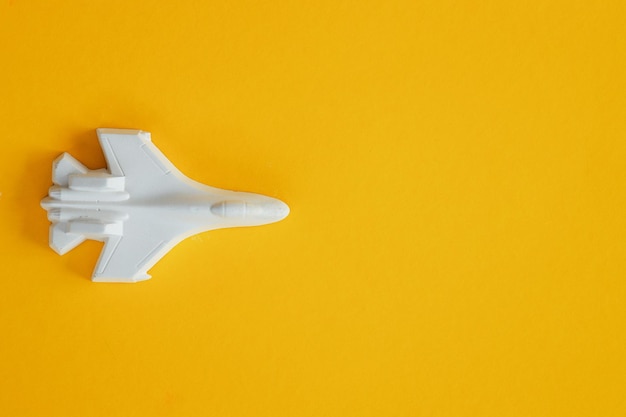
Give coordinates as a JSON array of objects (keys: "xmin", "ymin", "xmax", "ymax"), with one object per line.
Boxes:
[{"xmin": 268, "ymin": 199, "xmax": 290, "ymax": 221}]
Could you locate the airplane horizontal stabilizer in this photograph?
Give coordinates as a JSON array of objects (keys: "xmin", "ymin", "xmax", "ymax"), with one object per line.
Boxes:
[
  {"xmin": 49, "ymin": 222, "xmax": 86, "ymax": 255},
  {"xmin": 52, "ymin": 153, "xmax": 88, "ymax": 187}
]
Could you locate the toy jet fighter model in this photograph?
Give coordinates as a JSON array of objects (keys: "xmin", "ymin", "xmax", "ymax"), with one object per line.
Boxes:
[{"xmin": 40, "ymin": 129, "xmax": 289, "ymax": 282}]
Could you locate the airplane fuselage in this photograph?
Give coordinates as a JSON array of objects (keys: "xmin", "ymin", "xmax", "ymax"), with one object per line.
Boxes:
[{"xmin": 42, "ymin": 184, "xmax": 289, "ymax": 235}]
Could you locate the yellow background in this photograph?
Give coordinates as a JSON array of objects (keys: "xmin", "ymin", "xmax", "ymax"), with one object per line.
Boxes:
[{"xmin": 1, "ymin": 1, "xmax": 625, "ymax": 416}]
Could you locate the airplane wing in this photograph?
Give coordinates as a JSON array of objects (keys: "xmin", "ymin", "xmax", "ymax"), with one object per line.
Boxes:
[
  {"xmin": 92, "ymin": 215, "xmax": 186, "ymax": 282},
  {"xmin": 96, "ymin": 128, "xmax": 190, "ymax": 197},
  {"xmin": 91, "ymin": 129, "xmax": 202, "ymax": 281}
]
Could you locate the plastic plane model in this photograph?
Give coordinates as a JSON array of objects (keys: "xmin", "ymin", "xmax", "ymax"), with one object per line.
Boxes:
[{"xmin": 40, "ymin": 128, "xmax": 290, "ymax": 282}]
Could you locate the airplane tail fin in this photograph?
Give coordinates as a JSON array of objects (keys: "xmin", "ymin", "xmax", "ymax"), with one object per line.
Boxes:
[
  {"xmin": 52, "ymin": 153, "xmax": 88, "ymax": 187},
  {"xmin": 49, "ymin": 222, "xmax": 86, "ymax": 255}
]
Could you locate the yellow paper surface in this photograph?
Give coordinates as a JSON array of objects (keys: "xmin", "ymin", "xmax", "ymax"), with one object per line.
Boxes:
[{"xmin": 0, "ymin": 1, "xmax": 625, "ymax": 416}]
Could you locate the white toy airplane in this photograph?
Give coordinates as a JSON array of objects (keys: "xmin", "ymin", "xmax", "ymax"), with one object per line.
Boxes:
[{"xmin": 40, "ymin": 128, "xmax": 290, "ymax": 282}]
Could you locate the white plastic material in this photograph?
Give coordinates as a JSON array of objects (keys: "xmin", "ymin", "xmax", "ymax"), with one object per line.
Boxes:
[{"xmin": 40, "ymin": 128, "xmax": 290, "ymax": 282}]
